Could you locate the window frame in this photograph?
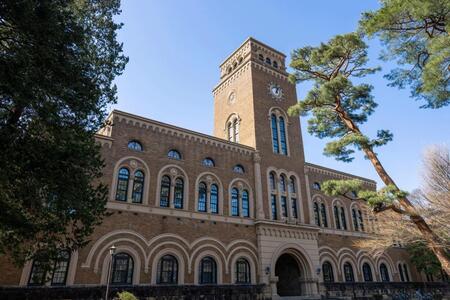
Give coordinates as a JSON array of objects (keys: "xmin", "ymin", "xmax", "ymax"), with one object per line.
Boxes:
[
  {"xmin": 235, "ymin": 258, "xmax": 251, "ymax": 284},
  {"xmin": 127, "ymin": 140, "xmax": 143, "ymax": 152},
  {"xmin": 131, "ymin": 170, "xmax": 145, "ymax": 203},
  {"xmin": 111, "ymin": 252, "xmax": 134, "ymax": 285},
  {"xmin": 199, "ymin": 257, "xmax": 217, "ymax": 284},
  {"xmin": 115, "ymin": 167, "xmax": 130, "ymax": 201},
  {"xmin": 157, "ymin": 255, "xmax": 178, "ymax": 285}
]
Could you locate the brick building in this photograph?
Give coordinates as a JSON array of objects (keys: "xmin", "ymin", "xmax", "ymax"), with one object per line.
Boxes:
[{"xmin": 0, "ymin": 37, "xmax": 441, "ymax": 298}]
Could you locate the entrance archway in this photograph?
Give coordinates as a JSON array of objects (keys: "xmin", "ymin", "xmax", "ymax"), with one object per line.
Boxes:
[{"xmin": 275, "ymin": 253, "xmax": 303, "ymax": 296}]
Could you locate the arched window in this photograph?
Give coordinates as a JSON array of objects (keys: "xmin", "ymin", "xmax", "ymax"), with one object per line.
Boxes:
[
  {"xmin": 233, "ymin": 119, "xmax": 239, "ymax": 142},
  {"xmin": 235, "ymin": 258, "xmax": 251, "ymax": 284},
  {"xmin": 291, "ymin": 198, "xmax": 298, "ymax": 219},
  {"xmin": 363, "ymin": 263, "xmax": 373, "ymax": 282},
  {"xmin": 403, "ymin": 264, "xmax": 410, "ymax": 282},
  {"xmin": 28, "ymin": 251, "xmax": 71, "ymax": 286},
  {"xmin": 233, "ymin": 164, "xmax": 245, "ymax": 174},
  {"xmin": 281, "ymin": 196, "xmax": 287, "ymax": 217},
  {"xmin": 231, "ymin": 188, "xmax": 239, "ymax": 216},
  {"xmin": 168, "ymin": 149, "xmax": 181, "ymax": 160},
  {"xmin": 242, "ymin": 190, "xmax": 250, "ymax": 217},
  {"xmin": 258, "ymin": 54, "xmax": 264, "ymax": 61},
  {"xmin": 174, "ymin": 178, "xmax": 184, "ymax": 209},
  {"xmin": 273, "ymin": 61, "xmax": 278, "ymax": 68},
  {"xmin": 111, "ymin": 253, "xmax": 133, "ymax": 285},
  {"xmin": 271, "ymin": 195, "xmax": 277, "ymax": 220},
  {"xmin": 210, "ymin": 184, "xmax": 219, "ymax": 214},
  {"xmin": 352, "ymin": 208, "xmax": 359, "ymax": 231},
  {"xmin": 279, "ymin": 175, "xmax": 286, "ymax": 192},
  {"xmin": 160, "ymin": 175, "xmax": 171, "ymax": 207},
  {"xmin": 228, "ymin": 122, "xmax": 233, "ymax": 141},
  {"xmin": 271, "ymin": 114, "xmax": 279, "ymax": 153},
  {"xmin": 313, "ymin": 202, "xmax": 321, "ymax": 226},
  {"xmin": 340, "ymin": 207, "xmax": 348, "ymax": 230},
  {"xmin": 269, "ymin": 172, "xmax": 276, "ymax": 190},
  {"xmin": 202, "ymin": 158, "xmax": 215, "ymax": 167},
  {"xmin": 131, "ymin": 170, "xmax": 144, "ymax": 203},
  {"xmin": 322, "ymin": 262, "xmax": 334, "ymax": 283},
  {"xmin": 279, "ymin": 117, "xmax": 288, "ymax": 155},
  {"xmin": 343, "ymin": 262, "xmax": 355, "ymax": 282},
  {"xmin": 128, "ymin": 140, "xmax": 143, "ymax": 151},
  {"xmin": 398, "ymin": 263, "xmax": 405, "ymax": 282},
  {"xmin": 289, "ymin": 176, "xmax": 296, "ymax": 193},
  {"xmin": 265, "ymin": 57, "xmax": 271, "ymax": 64},
  {"xmin": 116, "ymin": 167, "xmax": 130, "ymax": 201},
  {"xmin": 334, "ymin": 206, "xmax": 341, "ymax": 229},
  {"xmin": 312, "ymin": 182, "xmax": 321, "ymax": 190},
  {"xmin": 157, "ymin": 255, "xmax": 178, "ymax": 284},
  {"xmin": 320, "ymin": 203, "xmax": 328, "ymax": 227},
  {"xmin": 198, "ymin": 182, "xmax": 207, "ymax": 212},
  {"xmin": 199, "ymin": 257, "xmax": 217, "ymax": 284},
  {"xmin": 380, "ymin": 263, "xmax": 390, "ymax": 282},
  {"xmin": 358, "ymin": 210, "xmax": 365, "ymax": 231}
]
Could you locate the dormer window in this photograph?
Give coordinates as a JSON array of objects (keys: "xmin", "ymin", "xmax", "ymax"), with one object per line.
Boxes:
[
  {"xmin": 265, "ymin": 57, "xmax": 271, "ymax": 65},
  {"xmin": 202, "ymin": 158, "xmax": 215, "ymax": 167},
  {"xmin": 128, "ymin": 140, "xmax": 143, "ymax": 152}
]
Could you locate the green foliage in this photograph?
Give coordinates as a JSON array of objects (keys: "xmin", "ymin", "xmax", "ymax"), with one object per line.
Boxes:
[
  {"xmin": 288, "ymin": 33, "xmax": 392, "ymax": 162},
  {"xmin": 0, "ymin": 0, "xmax": 127, "ymax": 266},
  {"xmin": 117, "ymin": 291, "xmax": 138, "ymax": 300},
  {"xmin": 407, "ymin": 242, "xmax": 443, "ymax": 275},
  {"xmin": 360, "ymin": 0, "xmax": 450, "ymax": 108},
  {"xmin": 322, "ymin": 179, "xmax": 408, "ymax": 209}
]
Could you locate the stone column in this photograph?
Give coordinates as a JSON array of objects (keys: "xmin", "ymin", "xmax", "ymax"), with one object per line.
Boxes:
[{"xmin": 253, "ymin": 151, "xmax": 265, "ymax": 220}]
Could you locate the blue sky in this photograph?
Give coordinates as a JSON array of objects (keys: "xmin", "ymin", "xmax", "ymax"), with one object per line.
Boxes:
[{"xmin": 113, "ymin": 0, "xmax": 449, "ymax": 192}]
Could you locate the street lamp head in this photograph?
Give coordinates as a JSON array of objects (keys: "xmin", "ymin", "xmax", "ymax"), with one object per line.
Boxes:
[{"xmin": 109, "ymin": 245, "xmax": 116, "ymax": 255}]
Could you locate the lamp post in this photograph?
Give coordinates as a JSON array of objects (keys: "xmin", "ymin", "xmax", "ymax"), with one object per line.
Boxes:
[{"xmin": 105, "ymin": 245, "xmax": 116, "ymax": 300}]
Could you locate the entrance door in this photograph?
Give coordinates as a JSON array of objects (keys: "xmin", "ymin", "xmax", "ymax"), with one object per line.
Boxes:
[{"xmin": 275, "ymin": 253, "xmax": 302, "ymax": 296}]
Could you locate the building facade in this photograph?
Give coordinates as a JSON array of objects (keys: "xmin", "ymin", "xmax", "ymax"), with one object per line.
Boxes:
[{"xmin": 0, "ymin": 37, "xmax": 440, "ymax": 298}]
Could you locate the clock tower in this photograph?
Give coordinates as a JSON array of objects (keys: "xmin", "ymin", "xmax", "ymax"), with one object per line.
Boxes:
[{"xmin": 212, "ymin": 37, "xmax": 310, "ymax": 223}]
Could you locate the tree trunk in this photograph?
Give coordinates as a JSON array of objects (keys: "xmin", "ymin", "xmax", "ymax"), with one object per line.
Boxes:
[{"xmin": 334, "ymin": 100, "xmax": 450, "ymax": 274}]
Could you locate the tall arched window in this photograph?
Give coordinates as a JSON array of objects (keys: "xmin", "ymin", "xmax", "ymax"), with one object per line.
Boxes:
[
  {"xmin": 231, "ymin": 188, "xmax": 239, "ymax": 216},
  {"xmin": 116, "ymin": 167, "xmax": 130, "ymax": 201},
  {"xmin": 198, "ymin": 182, "xmax": 207, "ymax": 212},
  {"xmin": 279, "ymin": 175, "xmax": 286, "ymax": 192},
  {"xmin": 233, "ymin": 118, "xmax": 239, "ymax": 142},
  {"xmin": 269, "ymin": 172, "xmax": 276, "ymax": 190},
  {"xmin": 291, "ymin": 198, "xmax": 298, "ymax": 219},
  {"xmin": 131, "ymin": 170, "xmax": 144, "ymax": 203},
  {"xmin": 111, "ymin": 253, "xmax": 133, "ymax": 285},
  {"xmin": 210, "ymin": 184, "xmax": 219, "ymax": 214},
  {"xmin": 289, "ymin": 176, "xmax": 296, "ymax": 193},
  {"xmin": 343, "ymin": 262, "xmax": 355, "ymax": 282},
  {"xmin": 403, "ymin": 264, "xmax": 410, "ymax": 282},
  {"xmin": 271, "ymin": 114, "xmax": 279, "ymax": 153},
  {"xmin": 320, "ymin": 203, "xmax": 328, "ymax": 227},
  {"xmin": 398, "ymin": 263, "xmax": 405, "ymax": 282},
  {"xmin": 334, "ymin": 206, "xmax": 341, "ymax": 229},
  {"xmin": 313, "ymin": 202, "xmax": 321, "ymax": 226},
  {"xmin": 352, "ymin": 208, "xmax": 359, "ymax": 231},
  {"xmin": 279, "ymin": 117, "xmax": 288, "ymax": 155},
  {"xmin": 157, "ymin": 255, "xmax": 178, "ymax": 284},
  {"xmin": 281, "ymin": 196, "xmax": 287, "ymax": 218},
  {"xmin": 174, "ymin": 178, "xmax": 184, "ymax": 209},
  {"xmin": 271, "ymin": 195, "xmax": 277, "ymax": 220},
  {"xmin": 160, "ymin": 175, "xmax": 171, "ymax": 207},
  {"xmin": 380, "ymin": 263, "xmax": 390, "ymax": 282},
  {"xmin": 235, "ymin": 258, "xmax": 251, "ymax": 284},
  {"xmin": 322, "ymin": 262, "xmax": 334, "ymax": 283},
  {"xmin": 358, "ymin": 210, "xmax": 365, "ymax": 231},
  {"xmin": 242, "ymin": 190, "xmax": 249, "ymax": 217},
  {"xmin": 362, "ymin": 263, "xmax": 373, "ymax": 282},
  {"xmin": 199, "ymin": 257, "xmax": 217, "ymax": 284},
  {"xmin": 340, "ymin": 207, "xmax": 348, "ymax": 230}
]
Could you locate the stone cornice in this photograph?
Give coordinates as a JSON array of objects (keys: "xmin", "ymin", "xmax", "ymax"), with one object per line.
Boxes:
[
  {"xmin": 305, "ymin": 162, "xmax": 376, "ymax": 188},
  {"xmin": 108, "ymin": 110, "xmax": 255, "ymax": 156},
  {"xmin": 255, "ymin": 221, "xmax": 319, "ymax": 240}
]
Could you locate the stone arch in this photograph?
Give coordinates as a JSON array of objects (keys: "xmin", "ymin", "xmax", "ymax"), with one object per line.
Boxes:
[
  {"xmin": 358, "ymin": 255, "xmax": 377, "ymax": 282},
  {"xmin": 194, "ymin": 171, "xmax": 224, "ymax": 214},
  {"xmin": 229, "ymin": 251, "xmax": 257, "ymax": 284},
  {"xmin": 339, "ymin": 254, "xmax": 359, "ymax": 282},
  {"xmin": 193, "ymin": 250, "xmax": 224, "ymax": 284},
  {"xmin": 100, "ymin": 245, "xmax": 142, "ymax": 284},
  {"xmin": 155, "ymin": 164, "xmax": 190, "ymax": 209},
  {"xmin": 150, "ymin": 247, "xmax": 186, "ymax": 284},
  {"xmin": 190, "ymin": 242, "xmax": 227, "ymax": 274},
  {"xmin": 111, "ymin": 156, "xmax": 151, "ymax": 204}
]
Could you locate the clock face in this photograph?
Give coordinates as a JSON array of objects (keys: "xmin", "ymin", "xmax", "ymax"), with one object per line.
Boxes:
[{"xmin": 268, "ymin": 82, "xmax": 283, "ymax": 100}]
